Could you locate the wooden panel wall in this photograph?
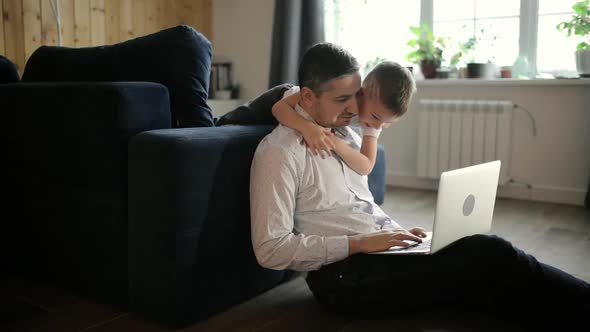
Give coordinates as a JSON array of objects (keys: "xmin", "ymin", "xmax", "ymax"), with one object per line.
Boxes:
[
  {"xmin": 0, "ymin": 1, "xmax": 5, "ymax": 56},
  {"xmin": 1, "ymin": 0, "xmax": 212, "ymax": 73}
]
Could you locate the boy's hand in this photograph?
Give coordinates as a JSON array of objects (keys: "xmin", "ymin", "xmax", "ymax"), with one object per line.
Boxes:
[{"xmin": 302, "ymin": 125, "xmax": 336, "ymax": 159}]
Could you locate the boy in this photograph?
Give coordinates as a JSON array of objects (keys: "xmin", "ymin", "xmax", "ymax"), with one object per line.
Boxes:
[{"xmin": 272, "ymin": 61, "xmax": 416, "ymax": 175}]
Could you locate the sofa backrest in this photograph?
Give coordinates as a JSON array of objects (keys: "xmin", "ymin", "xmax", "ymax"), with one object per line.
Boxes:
[
  {"xmin": 0, "ymin": 55, "xmax": 20, "ymax": 83},
  {"xmin": 22, "ymin": 25, "xmax": 213, "ymax": 128}
]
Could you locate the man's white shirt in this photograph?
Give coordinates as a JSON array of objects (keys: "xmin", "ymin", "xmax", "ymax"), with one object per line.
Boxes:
[{"xmin": 250, "ymin": 87, "xmax": 401, "ymax": 272}]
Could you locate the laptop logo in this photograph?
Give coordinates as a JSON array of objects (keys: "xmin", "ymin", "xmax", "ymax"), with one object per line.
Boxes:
[{"xmin": 463, "ymin": 194, "xmax": 475, "ymax": 216}]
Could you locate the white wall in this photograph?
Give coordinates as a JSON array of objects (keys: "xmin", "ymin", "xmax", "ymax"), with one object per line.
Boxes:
[
  {"xmin": 212, "ymin": 2, "xmax": 590, "ymax": 206},
  {"xmin": 383, "ymin": 80, "xmax": 590, "ymax": 206},
  {"xmin": 212, "ymin": 0, "xmax": 275, "ymax": 100}
]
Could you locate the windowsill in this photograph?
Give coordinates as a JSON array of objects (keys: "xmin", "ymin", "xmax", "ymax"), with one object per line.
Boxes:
[{"xmin": 416, "ymin": 78, "xmax": 590, "ymax": 87}]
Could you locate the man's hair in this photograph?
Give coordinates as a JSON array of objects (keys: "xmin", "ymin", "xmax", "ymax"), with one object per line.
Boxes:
[
  {"xmin": 298, "ymin": 43, "xmax": 360, "ymax": 96},
  {"xmin": 363, "ymin": 61, "xmax": 416, "ymax": 117}
]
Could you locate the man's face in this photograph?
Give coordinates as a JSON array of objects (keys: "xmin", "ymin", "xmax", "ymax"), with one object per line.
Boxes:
[{"xmin": 308, "ymin": 73, "xmax": 362, "ymax": 127}]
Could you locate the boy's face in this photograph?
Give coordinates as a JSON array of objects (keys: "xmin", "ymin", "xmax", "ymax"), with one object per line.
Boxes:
[
  {"xmin": 357, "ymin": 90, "xmax": 398, "ymax": 129},
  {"xmin": 303, "ymin": 72, "xmax": 361, "ymax": 128}
]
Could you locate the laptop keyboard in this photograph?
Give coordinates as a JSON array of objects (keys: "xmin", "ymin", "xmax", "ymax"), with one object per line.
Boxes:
[{"xmin": 398, "ymin": 239, "xmax": 432, "ymax": 251}]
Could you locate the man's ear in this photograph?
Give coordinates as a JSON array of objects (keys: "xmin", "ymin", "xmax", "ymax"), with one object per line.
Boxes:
[{"xmin": 300, "ymin": 86, "xmax": 317, "ymax": 108}]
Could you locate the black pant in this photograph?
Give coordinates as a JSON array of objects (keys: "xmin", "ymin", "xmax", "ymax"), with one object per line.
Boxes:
[{"xmin": 306, "ymin": 234, "xmax": 589, "ymax": 330}]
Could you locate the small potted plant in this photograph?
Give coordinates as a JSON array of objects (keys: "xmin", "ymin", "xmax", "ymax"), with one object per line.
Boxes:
[
  {"xmin": 462, "ymin": 29, "xmax": 497, "ymax": 79},
  {"xmin": 447, "ymin": 36, "xmax": 476, "ymax": 78},
  {"xmin": 406, "ymin": 24, "xmax": 445, "ymax": 79},
  {"xmin": 557, "ymin": 0, "xmax": 590, "ymax": 77}
]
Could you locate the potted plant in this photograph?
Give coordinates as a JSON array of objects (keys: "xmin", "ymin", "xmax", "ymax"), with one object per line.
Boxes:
[
  {"xmin": 406, "ymin": 24, "xmax": 446, "ymax": 79},
  {"xmin": 557, "ymin": 0, "xmax": 590, "ymax": 77},
  {"xmin": 447, "ymin": 36, "xmax": 476, "ymax": 78},
  {"xmin": 461, "ymin": 29, "xmax": 497, "ymax": 79}
]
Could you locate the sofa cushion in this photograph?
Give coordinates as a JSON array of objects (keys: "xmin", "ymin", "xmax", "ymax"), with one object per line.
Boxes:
[
  {"xmin": 0, "ymin": 55, "xmax": 19, "ymax": 83},
  {"xmin": 215, "ymin": 83, "xmax": 294, "ymax": 126},
  {"xmin": 22, "ymin": 25, "xmax": 213, "ymax": 128}
]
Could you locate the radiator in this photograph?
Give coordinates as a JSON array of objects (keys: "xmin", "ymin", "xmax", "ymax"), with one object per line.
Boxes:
[{"xmin": 417, "ymin": 99, "xmax": 513, "ymax": 185}]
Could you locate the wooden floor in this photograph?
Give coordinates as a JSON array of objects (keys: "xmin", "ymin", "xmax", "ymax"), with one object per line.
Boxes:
[{"xmin": 2, "ymin": 187, "xmax": 589, "ymax": 332}]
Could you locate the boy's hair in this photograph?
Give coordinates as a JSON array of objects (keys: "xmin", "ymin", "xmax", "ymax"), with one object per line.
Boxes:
[
  {"xmin": 298, "ymin": 43, "xmax": 360, "ymax": 96},
  {"xmin": 363, "ymin": 61, "xmax": 416, "ymax": 117}
]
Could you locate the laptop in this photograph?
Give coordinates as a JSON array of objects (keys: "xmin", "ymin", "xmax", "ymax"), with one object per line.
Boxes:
[{"xmin": 370, "ymin": 160, "xmax": 501, "ymax": 255}]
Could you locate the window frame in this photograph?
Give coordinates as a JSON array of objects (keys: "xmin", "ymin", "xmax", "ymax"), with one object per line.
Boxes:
[
  {"xmin": 327, "ymin": 0, "xmax": 578, "ymax": 77},
  {"xmin": 424, "ymin": 0, "xmax": 575, "ymax": 76}
]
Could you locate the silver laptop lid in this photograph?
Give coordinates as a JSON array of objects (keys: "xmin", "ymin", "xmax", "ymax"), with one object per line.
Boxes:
[{"xmin": 430, "ymin": 160, "xmax": 501, "ymax": 253}]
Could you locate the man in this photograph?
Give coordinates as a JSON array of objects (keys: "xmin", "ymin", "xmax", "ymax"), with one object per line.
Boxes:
[{"xmin": 250, "ymin": 43, "xmax": 589, "ymax": 330}]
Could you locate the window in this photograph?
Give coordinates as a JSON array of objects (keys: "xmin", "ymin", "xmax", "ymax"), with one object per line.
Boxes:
[
  {"xmin": 324, "ymin": 0, "xmax": 420, "ymax": 77},
  {"xmin": 537, "ymin": 0, "xmax": 583, "ymax": 77},
  {"xmin": 433, "ymin": 0, "xmax": 519, "ymax": 68},
  {"xmin": 324, "ymin": 0, "xmax": 585, "ymax": 78}
]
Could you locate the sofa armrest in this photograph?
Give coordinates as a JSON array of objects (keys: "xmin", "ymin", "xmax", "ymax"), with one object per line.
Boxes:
[
  {"xmin": 3, "ymin": 81, "xmax": 171, "ymax": 306},
  {"xmin": 2, "ymin": 81, "xmax": 171, "ymax": 135},
  {"xmin": 128, "ymin": 125, "xmax": 289, "ymax": 326}
]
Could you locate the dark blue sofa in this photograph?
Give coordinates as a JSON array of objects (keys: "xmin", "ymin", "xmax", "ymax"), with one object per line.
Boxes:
[{"xmin": 2, "ymin": 25, "xmax": 387, "ymax": 328}]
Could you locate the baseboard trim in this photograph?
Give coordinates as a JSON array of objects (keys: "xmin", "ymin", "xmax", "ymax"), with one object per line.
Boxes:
[{"xmin": 387, "ymin": 172, "xmax": 587, "ymax": 206}]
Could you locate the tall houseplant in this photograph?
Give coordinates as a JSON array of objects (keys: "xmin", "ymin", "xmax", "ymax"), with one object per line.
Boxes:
[
  {"xmin": 406, "ymin": 24, "xmax": 446, "ymax": 79},
  {"xmin": 557, "ymin": 0, "xmax": 590, "ymax": 77}
]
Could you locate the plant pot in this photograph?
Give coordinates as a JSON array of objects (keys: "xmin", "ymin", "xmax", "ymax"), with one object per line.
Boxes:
[
  {"xmin": 500, "ymin": 66, "xmax": 512, "ymax": 78},
  {"xmin": 466, "ymin": 62, "xmax": 495, "ymax": 79},
  {"xmin": 436, "ymin": 68, "xmax": 450, "ymax": 79},
  {"xmin": 576, "ymin": 49, "xmax": 590, "ymax": 78},
  {"xmin": 420, "ymin": 61, "xmax": 438, "ymax": 79}
]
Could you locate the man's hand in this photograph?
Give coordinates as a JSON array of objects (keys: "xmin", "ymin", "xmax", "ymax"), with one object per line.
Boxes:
[
  {"xmin": 348, "ymin": 229, "xmax": 424, "ymax": 255},
  {"xmin": 408, "ymin": 227, "xmax": 428, "ymax": 238},
  {"xmin": 302, "ymin": 125, "xmax": 335, "ymax": 159}
]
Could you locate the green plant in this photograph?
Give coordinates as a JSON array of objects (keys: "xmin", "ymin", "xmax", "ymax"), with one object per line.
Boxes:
[
  {"xmin": 406, "ymin": 24, "xmax": 446, "ymax": 67},
  {"xmin": 556, "ymin": 0, "xmax": 590, "ymax": 50},
  {"xmin": 449, "ymin": 37, "xmax": 476, "ymax": 68},
  {"xmin": 458, "ymin": 28, "xmax": 497, "ymax": 64}
]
